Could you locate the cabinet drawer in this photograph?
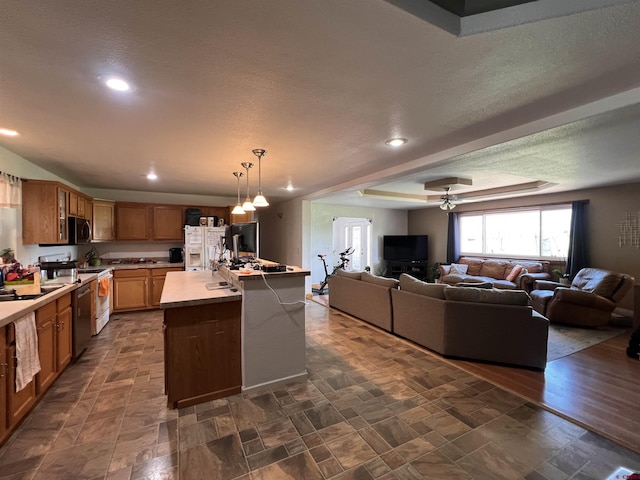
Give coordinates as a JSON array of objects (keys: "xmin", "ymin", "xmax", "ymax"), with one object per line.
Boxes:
[
  {"xmin": 56, "ymin": 293, "xmax": 71, "ymax": 312},
  {"xmin": 113, "ymin": 268, "xmax": 149, "ymax": 278},
  {"xmin": 150, "ymin": 267, "xmax": 183, "ymax": 277}
]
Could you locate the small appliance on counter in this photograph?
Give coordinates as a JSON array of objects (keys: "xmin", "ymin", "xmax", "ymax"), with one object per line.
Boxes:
[
  {"xmin": 169, "ymin": 248, "xmax": 183, "ymax": 263},
  {"xmin": 40, "ymin": 260, "xmax": 78, "ymax": 282}
]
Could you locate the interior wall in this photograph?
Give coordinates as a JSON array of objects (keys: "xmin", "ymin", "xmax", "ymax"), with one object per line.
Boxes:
[
  {"xmin": 309, "ymin": 203, "xmax": 408, "ymax": 284},
  {"xmin": 82, "ymin": 188, "xmax": 235, "ymax": 207},
  {"xmin": 408, "ymin": 182, "xmax": 640, "ymax": 310}
]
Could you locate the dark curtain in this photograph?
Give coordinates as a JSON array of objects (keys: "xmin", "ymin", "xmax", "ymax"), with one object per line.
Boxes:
[
  {"xmin": 566, "ymin": 200, "xmax": 589, "ymax": 278},
  {"xmin": 446, "ymin": 212, "xmax": 459, "ymax": 264}
]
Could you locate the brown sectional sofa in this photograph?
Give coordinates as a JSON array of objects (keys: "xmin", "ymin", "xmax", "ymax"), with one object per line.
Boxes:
[
  {"xmin": 328, "ymin": 270, "xmax": 549, "ymax": 370},
  {"xmin": 328, "ymin": 269, "xmax": 399, "ymax": 332},
  {"xmin": 438, "ymin": 256, "xmax": 551, "ymax": 292},
  {"xmin": 392, "ymin": 275, "xmax": 549, "ymax": 370}
]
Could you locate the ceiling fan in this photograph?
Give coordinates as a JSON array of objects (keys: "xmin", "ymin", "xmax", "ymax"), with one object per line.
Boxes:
[{"xmin": 440, "ymin": 186, "xmax": 457, "ymax": 211}]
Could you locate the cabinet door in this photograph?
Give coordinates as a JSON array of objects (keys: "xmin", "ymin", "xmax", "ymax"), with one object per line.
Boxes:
[
  {"xmin": 77, "ymin": 196, "xmax": 86, "ymax": 219},
  {"xmin": 153, "ymin": 206, "xmax": 184, "ymax": 241},
  {"xmin": 116, "ymin": 203, "xmax": 151, "ymax": 240},
  {"xmin": 93, "ymin": 200, "xmax": 115, "ymax": 241},
  {"xmin": 7, "ymin": 344, "xmax": 36, "ymax": 429},
  {"xmin": 202, "ymin": 206, "xmax": 228, "ymax": 227},
  {"xmin": 69, "ymin": 191, "xmax": 78, "ymax": 217},
  {"xmin": 57, "ymin": 187, "xmax": 69, "ymax": 243},
  {"xmin": 150, "ymin": 268, "xmax": 182, "ymax": 307},
  {"xmin": 36, "ymin": 302, "xmax": 57, "ymax": 394},
  {"xmin": 0, "ymin": 327, "xmax": 7, "ymax": 440},
  {"xmin": 56, "ymin": 296, "xmax": 73, "ymax": 372},
  {"xmin": 113, "ymin": 273, "xmax": 149, "ymax": 311},
  {"xmin": 21, "ymin": 181, "xmax": 59, "ymax": 244}
]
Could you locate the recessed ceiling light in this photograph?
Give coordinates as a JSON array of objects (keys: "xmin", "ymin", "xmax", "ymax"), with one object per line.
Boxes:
[
  {"xmin": 0, "ymin": 128, "xmax": 19, "ymax": 137},
  {"xmin": 147, "ymin": 173, "xmax": 157, "ymax": 180},
  {"xmin": 285, "ymin": 184, "xmax": 294, "ymax": 191},
  {"xmin": 102, "ymin": 76, "xmax": 131, "ymax": 92},
  {"xmin": 385, "ymin": 137, "xmax": 407, "ymax": 147}
]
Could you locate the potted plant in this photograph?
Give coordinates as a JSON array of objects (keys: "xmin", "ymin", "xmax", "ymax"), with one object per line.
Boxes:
[
  {"xmin": 84, "ymin": 247, "xmax": 101, "ymax": 266},
  {"xmin": 552, "ymin": 268, "xmax": 571, "ymax": 285}
]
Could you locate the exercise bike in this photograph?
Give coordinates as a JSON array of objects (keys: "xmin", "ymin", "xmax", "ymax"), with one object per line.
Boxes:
[{"xmin": 312, "ymin": 247, "xmax": 354, "ymax": 296}]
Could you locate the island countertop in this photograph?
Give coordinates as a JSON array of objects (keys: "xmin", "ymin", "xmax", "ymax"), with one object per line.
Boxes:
[{"xmin": 159, "ymin": 270, "xmax": 242, "ymax": 308}]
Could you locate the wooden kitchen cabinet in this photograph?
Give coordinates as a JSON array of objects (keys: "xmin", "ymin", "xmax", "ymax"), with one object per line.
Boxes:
[
  {"xmin": 113, "ymin": 269, "xmax": 149, "ymax": 311},
  {"xmin": 56, "ymin": 294, "xmax": 73, "ymax": 372},
  {"xmin": 164, "ymin": 301, "xmax": 242, "ymax": 408},
  {"xmin": 93, "ymin": 199, "xmax": 115, "ymax": 241},
  {"xmin": 116, "ymin": 203, "xmax": 151, "ymax": 241},
  {"xmin": 0, "ymin": 327, "xmax": 7, "ymax": 442},
  {"xmin": 35, "ymin": 302, "xmax": 57, "ymax": 395},
  {"xmin": 150, "ymin": 267, "xmax": 183, "ymax": 307},
  {"xmin": 6, "ymin": 322, "xmax": 37, "ymax": 430},
  {"xmin": 21, "ymin": 180, "xmax": 69, "ymax": 244},
  {"xmin": 153, "ymin": 206, "xmax": 184, "ymax": 241}
]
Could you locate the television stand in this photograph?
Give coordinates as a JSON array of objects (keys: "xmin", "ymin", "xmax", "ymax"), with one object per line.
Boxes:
[{"xmin": 385, "ymin": 260, "xmax": 429, "ymax": 280}]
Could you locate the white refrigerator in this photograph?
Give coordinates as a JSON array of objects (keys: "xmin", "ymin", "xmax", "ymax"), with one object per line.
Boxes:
[{"xmin": 184, "ymin": 226, "xmax": 227, "ymax": 271}]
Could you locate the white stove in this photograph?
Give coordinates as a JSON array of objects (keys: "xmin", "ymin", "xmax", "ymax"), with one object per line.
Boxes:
[{"xmin": 79, "ymin": 267, "xmax": 112, "ymax": 335}]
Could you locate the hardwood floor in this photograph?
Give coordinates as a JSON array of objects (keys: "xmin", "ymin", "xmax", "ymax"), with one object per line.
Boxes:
[{"xmin": 450, "ymin": 332, "xmax": 640, "ymax": 454}]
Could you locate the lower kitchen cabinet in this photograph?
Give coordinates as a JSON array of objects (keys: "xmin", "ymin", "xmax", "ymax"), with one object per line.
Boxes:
[
  {"xmin": 164, "ymin": 300, "xmax": 242, "ymax": 408},
  {"xmin": 56, "ymin": 294, "xmax": 73, "ymax": 372},
  {"xmin": 114, "ymin": 267, "xmax": 182, "ymax": 311},
  {"xmin": 7, "ymin": 342, "xmax": 36, "ymax": 429},
  {"xmin": 0, "ymin": 292, "xmax": 75, "ymax": 447},
  {"xmin": 36, "ymin": 302, "xmax": 57, "ymax": 395},
  {"xmin": 150, "ymin": 268, "xmax": 183, "ymax": 307}
]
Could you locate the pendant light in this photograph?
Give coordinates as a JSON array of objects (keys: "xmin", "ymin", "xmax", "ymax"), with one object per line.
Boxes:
[
  {"xmin": 251, "ymin": 149, "xmax": 269, "ymax": 207},
  {"xmin": 231, "ymin": 172, "xmax": 245, "ymax": 215},
  {"xmin": 241, "ymin": 162, "xmax": 256, "ymax": 212}
]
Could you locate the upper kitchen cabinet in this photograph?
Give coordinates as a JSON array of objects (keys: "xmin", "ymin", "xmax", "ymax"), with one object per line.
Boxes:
[
  {"xmin": 153, "ymin": 205, "xmax": 183, "ymax": 241},
  {"xmin": 115, "ymin": 203, "xmax": 151, "ymax": 241},
  {"xmin": 69, "ymin": 191, "xmax": 90, "ymax": 219},
  {"xmin": 228, "ymin": 205, "xmax": 253, "ymax": 224},
  {"xmin": 22, "ymin": 180, "xmax": 69, "ymax": 245},
  {"xmin": 92, "ymin": 199, "xmax": 115, "ymax": 242}
]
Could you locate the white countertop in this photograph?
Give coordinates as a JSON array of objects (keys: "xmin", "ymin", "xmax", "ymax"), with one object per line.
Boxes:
[
  {"xmin": 0, "ymin": 273, "xmax": 99, "ymax": 328},
  {"xmin": 160, "ymin": 270, "xmax": 242, "ymax": 309}
]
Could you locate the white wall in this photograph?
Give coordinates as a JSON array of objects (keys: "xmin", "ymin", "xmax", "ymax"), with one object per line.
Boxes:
[{"xmin": 83, "ymin": 188, "xmax": 235, "ymax": 207}]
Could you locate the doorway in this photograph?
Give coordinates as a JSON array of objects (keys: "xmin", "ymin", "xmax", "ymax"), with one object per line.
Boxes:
[{"xmin": 332, "ymin": 217, "xmax": 372, "ymax": 272}]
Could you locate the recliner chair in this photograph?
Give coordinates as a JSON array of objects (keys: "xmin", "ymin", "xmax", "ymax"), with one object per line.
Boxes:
[{"xmin": 530, "ymin": 268, "xmax": 634, "ymax": 327}]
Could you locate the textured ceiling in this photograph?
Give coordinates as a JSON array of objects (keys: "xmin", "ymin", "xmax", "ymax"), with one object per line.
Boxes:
[{"xmin": 1, "ymin": 1, "xmax": 639, "ymax": 209}]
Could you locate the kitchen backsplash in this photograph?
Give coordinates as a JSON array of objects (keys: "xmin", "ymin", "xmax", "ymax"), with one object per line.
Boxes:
[{"xmin": 77, "ymin": 241, "xmax": 182, "ymax": 262}]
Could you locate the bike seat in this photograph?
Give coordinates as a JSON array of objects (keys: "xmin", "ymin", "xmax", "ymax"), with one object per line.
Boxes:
[{"xmin": 318, "ymin": 254, "xmax": 327, "ymax": 258}]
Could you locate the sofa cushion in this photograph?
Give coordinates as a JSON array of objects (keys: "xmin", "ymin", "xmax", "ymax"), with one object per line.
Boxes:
[
  {"xmin": 506, "ymin": 265, "xmax": 524, "ymax": 282},
  {"xmin": 492, "ymin": 279, "xmax": 518, "ymax": 289},
  {"xmin": 449, "ymin": 263, "xmax": 469, "ymax": 275},
  {"xmin": 399, "ymin": 274, "xmax": 448, "ymax": 299},
  {"xmin": 459, "ymin": 257, "xmax": 484, "ymax": 276},
  {"xmin": 479, "ymin": 260, "xmax": 510, "ymax": 280},
  {"xmin": 519, "ymin": 261, "xmax": 544, "ymax": 273},
  {"xmin": 458, "ymin": 281, "xmax": 493, "ymax": 289},
  {"xmin": 361, "ymin": 272, "xmax": 399, "ymax": 289},
  {"xmin": 572, "ymin": 268, "xmax": 623, "ymax": 299},
  {"xmin": 444, "ymin": 287, "xmax": 530, "ymax": 306},
  {"xmin": 335, "ymin": 269, "xmax": 362, "ymax": 280}
]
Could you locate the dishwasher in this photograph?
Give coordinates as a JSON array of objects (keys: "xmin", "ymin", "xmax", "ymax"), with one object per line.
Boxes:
[{"xmin": 72, "ymin": 282, "xmax": 92, "ymax": 361}]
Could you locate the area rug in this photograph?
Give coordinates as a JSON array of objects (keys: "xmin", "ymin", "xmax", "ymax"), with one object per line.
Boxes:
[{"xmin": 547, "ymin": 323, "xmax": 629, "ymax": 362}]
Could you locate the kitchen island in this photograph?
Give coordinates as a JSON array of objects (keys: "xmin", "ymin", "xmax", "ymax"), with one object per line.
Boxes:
[{"xmin": 160, "ymin": 263, "xmax": 309, "ymax": 408}]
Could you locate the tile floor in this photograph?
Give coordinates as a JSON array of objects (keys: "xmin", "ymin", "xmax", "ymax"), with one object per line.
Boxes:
[{"xmin": 1, "ymin": 303, "xmax": 639, "ymax": 479}]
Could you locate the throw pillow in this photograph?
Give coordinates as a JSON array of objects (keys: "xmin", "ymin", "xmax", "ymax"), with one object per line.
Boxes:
[
  {"xmin": 334, "ymin": 269, "xmax": 362, "ymax": 280},
  {"xmin": 506, "ymin": 264, "xmax": 524, "ymax": 282},
  {"xmin": 449, "ymin": 263, "xmax": 469, "ymax": 275},
  {"xmin": 399, "ymin": 273, "xmax": 448, "ymax": 299},
  {"xmin": 361, "ymin": 272, "xmax": 399, "ymax": 289}
]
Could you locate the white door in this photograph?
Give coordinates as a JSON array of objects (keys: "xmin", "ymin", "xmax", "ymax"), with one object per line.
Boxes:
[{"xmin": 332, "ymin": 217, "xmax": 371, "ymax": 272}]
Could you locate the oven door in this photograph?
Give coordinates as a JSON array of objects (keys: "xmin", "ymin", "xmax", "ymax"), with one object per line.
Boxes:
[{"xmin": 94, "ymin": 271, "xmax": 112, "ymax": 335}]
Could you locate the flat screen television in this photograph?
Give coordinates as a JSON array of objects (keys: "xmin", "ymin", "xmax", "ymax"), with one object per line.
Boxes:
[
  {"xmin": 224, "ymin": 222, "xmax": 259, "ymax": 261},
  {"xmin": 383, "ymin": 235, "xmax": 428, "ymax": 261}
]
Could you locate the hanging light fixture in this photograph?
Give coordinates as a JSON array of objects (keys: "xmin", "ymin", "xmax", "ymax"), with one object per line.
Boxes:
[
  {"xmin": 251, "ymin": 149, "xmax": 269, "ymax": 207},
  {"xmin": 440, "ymin": 187, "xmax": 456, "ymax": 211},
  {"xmin": 231, "ymin": 171, "xmax": 246, "ymax": 215},
  {"xmin": 240, "ymin": 162, "xmax": 256, "ymax": 212}
]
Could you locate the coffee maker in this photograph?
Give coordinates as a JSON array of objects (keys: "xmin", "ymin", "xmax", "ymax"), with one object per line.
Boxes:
[{"xmin": 169, "ymin": 248, "xmax": 183, "ymax": 263}]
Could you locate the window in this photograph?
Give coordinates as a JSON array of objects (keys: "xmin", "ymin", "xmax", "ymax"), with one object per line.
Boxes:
[{"xmin": 459, "ymin": 206, "xmax": 571, "ymax": 259}]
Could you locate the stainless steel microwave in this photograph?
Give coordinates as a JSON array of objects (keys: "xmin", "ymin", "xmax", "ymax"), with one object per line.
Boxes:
[{"xmin": 69, "ymin": 217, "xmax": 91, "ymax": 244}]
